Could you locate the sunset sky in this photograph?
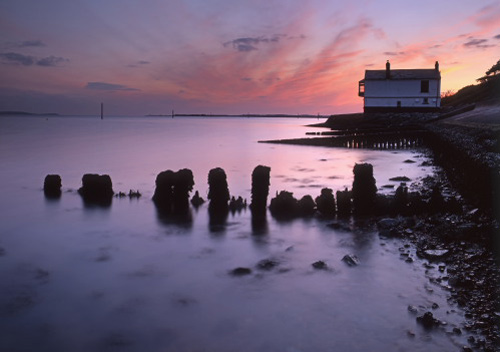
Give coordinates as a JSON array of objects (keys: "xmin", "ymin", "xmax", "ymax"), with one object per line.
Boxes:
[{"xmin": 0, "ymin": 0, "xmax": 499, "ymax": 115}]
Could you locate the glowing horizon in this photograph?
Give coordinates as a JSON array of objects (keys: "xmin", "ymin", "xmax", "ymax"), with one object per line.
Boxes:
[{"xmin": 0, "ymin": 0, "xmax": 499, "ymax": 116}]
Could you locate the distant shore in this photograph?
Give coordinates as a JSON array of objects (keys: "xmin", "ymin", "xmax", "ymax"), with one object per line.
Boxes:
[{"xmin": 0, "ymin": 111, "xmax": 59, "ymax": 116}]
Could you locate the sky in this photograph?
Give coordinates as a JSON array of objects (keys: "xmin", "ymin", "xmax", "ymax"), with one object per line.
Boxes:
[{"xmin": 0, "ymin": 0, "xmax": 499, "ymax": 116}]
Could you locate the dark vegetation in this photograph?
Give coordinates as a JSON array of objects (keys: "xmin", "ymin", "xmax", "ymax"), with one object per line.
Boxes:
[{"xmin": 442, "ymin": 59, "xmax": 500, "ymax": 107}]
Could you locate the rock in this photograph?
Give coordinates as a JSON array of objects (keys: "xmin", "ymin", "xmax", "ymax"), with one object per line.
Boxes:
[
  {"xmin": 78, "ymin": 174, "xmax": 114, "ymax": 205},
  {"xmin": 43, "ymin": 174, "xmax": 62, "ymax": 198},
  {"xmin": 256, "ymin": 259, "xmax": 279, "ymax": 271},
  {"xmin": 404, "ymin": 159, "xmax": 416, "ymax": 163},
  {"xmin": 432, "ymin": 302, "xmax": 439, "ymax": 309},
  {"xmin": 377, "ymin": 218, "xmax": 399, "ymax": 229},
  {"xmin": 312, "ymin": 261, "xmax": 328, "ymax": 270},
  {"xmin": 341, "ymin": 254, "xmax": 360, "ymax": 266},
  {"xmin": 230, "ymin": 267, "xmax": 252, "ymax": 276},
  {"xmin": 408, "ymin": 305, "xmax": 418, "ymax": 314},
  {"xmin": 453, "ymin": 327, "xmax": 462, "ymax": 335},
  {"xmin": 315, "ymin": 188, "xmax": 336, "ymax": 217},
  {"xmin": 389, "ymin": 176, "xmax": 411, "ymax": 182},
  {"xmin": 423, "ymin": 249, "xmax": 450, "ymax": 259},
  {"xmin": 416, "ymin": 311, "xmax": 440, "ymax": 328},
  {"xmin": 352, "ymin": 163, "xmax": 377, "ymax": 214},
  {"xmin": 250, "ymin": 165, "xmax": 271, "ymax": 215}
]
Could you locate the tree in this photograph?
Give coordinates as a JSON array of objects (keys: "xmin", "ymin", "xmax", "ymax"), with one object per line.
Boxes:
[{"xmin": 485, "ymin": 59, "xmax": 500, "ymax": 76}]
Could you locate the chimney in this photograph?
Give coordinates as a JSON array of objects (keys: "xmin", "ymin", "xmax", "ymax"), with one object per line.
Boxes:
[
  {"xmin": 435, "ymin": 61, "xmax": 439, "ymax": 71},
  {"xmin": 386, "ymin": 60, "xmax": 391, "ymax": 79}
]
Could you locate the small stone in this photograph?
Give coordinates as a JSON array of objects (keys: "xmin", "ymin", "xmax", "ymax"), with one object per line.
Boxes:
[
  {"xmin": 406, "ymin": 330, "xmax": 416, "ymax": 337},
  {"xmin": 257, "ymin": 259, "xmax": 279, "ymax": 271},
  {"xmin": 417, "ymin": 311, "xmax": 439, "ymax": 328},
  {"xmin": 423, "ymin": 249, "xmax": 450, "ymax": 259},
  {"xmin": 432, "ymin": 302, "xmax": 439, "ymax": 310},
  {"xmin": 453, "ymin": 327, "xmax": 462, "ymax": 335},
  {"xmin": 312, "ymin": 261, "xmax": 328, "ymax": 270},
  {"xmin": 230, "ymin": 267, "xmax": 252, "ymax": 276},
  {"xmin": 408, "ymin": 305, "xmax": 418, "ymax": 314},
  {"xmin": 405, "ymin": 257, "xmax": 414, "ymax": 263},
  {"xmin": 377, "ymin": 218, "xmax": 399, "ymax": 229},
  {"xmin": 341, "ymin": 254, "xmax": 360, "ymax": 266}
]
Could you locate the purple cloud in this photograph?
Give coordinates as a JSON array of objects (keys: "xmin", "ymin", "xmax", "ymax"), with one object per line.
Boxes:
[
  {"xmin": 463, "ymin": 38, "xmax": 493, "ymax": 48},
  {"xmin": 0, "ymin": 52, "xmax": 35, "ymax": 65},
  {"xmin": 37, "ymin": 56, "xmax": 69, "ymax": 67},
  {"xmin": 85, "ymin": 82, "xmax": 140, "ymax": 91},
  {"xmin": 223, "ymin": 35, "xmax": 283, "ymax": 52}
]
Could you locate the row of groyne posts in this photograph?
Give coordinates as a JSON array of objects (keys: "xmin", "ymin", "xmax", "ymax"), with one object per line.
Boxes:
[{"xmin": 43, "ymin": 164, "xmax": 460, "ymax": 222}]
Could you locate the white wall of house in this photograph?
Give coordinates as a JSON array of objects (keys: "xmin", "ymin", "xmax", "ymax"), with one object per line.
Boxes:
[{"xmin": 364, "ymin": 79, "xmax": 440, "ymax": 108}]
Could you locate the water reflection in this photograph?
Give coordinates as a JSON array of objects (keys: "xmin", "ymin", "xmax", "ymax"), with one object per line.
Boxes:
[{"xmin": 155, "ymin": 208, "xmax": 193, "ymax": 229}]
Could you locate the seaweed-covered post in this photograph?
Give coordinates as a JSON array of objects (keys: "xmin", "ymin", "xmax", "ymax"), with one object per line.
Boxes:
[
  {"xmin": 78, "ymin": 174, "xmax": 114, "ymax": 206},
  {"xmin": 269, "ymin": 191, "xmax": 299, "ymax": 220},
  {"xmin": 336, "ymin": 188, "xmax": 352, "ymax": 215},
  {"xmin": 172, "ymin": 168, "xmax": 194, "ymax": 213},
  {"xmin": 315, "ymin": 187, "xmax": 336, "ymax": 217},
  {"xmin": 44, "ymin": 174, "xmax": 62, "ymax": 198},
  {"xmin": 152, "ymin": 170, "xmax": 175, "ymax": 212},
  {"xmin": 250, "ymin": 165, "xmax": 271, "ymax": 215},
  {"xmin": 207, "ymin": 167, "xmax": 230, "ymax": 228},
  {"xmin": 352, "ymin": 163, "xmax": 377, "ymax": 214}
]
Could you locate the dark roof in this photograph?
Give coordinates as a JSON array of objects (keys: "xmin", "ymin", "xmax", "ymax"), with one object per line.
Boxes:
[{"xmin": 364, "ymin": 69, "xmax": 440, "ymax": 80}]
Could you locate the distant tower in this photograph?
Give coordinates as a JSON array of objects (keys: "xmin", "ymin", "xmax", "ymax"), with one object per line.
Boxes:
[
  {"xmin": 101, "ymin": 102, "xmax": 103, "ymax": 120},
  {"xmin": 435, "ymin": 61, "xmax": 439, "ymax": 71},
  {"xmin": 385, "ymin": 60, "xmax": 391, "ymax": 79}
]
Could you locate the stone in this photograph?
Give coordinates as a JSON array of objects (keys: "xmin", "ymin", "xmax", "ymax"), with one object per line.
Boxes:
[
  {"xmin": 416, "ymin": 312, "xmax": 440, "ymax": 328},
  {"xmin": 312, "ymin": 261, "xmax": 328, "ymax": 270},
  {"xmin": 423, "ymin": 249, "xmax": 450, "ymax": 259},
  {"xmin": 230, "ymin": 267, "xmax": 252, "ymax": 276},
  {"xmin": 377, "ymin": 218, "xmax": 399, "ymax": 229},
  {"xmin": 341, "ymin": 254, "xmax": 360, "ymax": 266},
  {"xmin": 256, "ymin": 259, "xmax": 279, "ymax": 271}
]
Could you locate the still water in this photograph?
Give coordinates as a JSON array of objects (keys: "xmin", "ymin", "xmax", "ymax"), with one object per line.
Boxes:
[{"xmin": 0, "ymin": 115, "xmax": 467, "ymax": 351}]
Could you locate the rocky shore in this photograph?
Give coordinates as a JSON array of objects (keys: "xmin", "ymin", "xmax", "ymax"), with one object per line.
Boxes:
[{"xmin": 261, "ymin": 108, "xmax": 500, "ymax": 351}]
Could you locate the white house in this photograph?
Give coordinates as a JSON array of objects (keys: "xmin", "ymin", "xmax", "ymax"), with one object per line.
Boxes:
[{"xmin": 358, "ymin": 61, "xmax": 441, "ymax": 112}]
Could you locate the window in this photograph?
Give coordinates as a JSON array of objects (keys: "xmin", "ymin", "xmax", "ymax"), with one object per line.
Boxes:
[
  {"xmin": 423, "ymin": 98, "xmax": 429, "ymax": 104},
  {"xmin": 358, "ymin": 81, "xmax": 365, "ymax": 97},
  {"xmin": 421, "ymin": 80, "xmax": 429, "ymax": 93}
]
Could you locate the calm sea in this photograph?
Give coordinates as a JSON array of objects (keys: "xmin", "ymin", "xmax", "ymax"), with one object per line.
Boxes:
[{"xmin": 0, "ymin": 115, "xmax": 467, "ymax": 351}]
